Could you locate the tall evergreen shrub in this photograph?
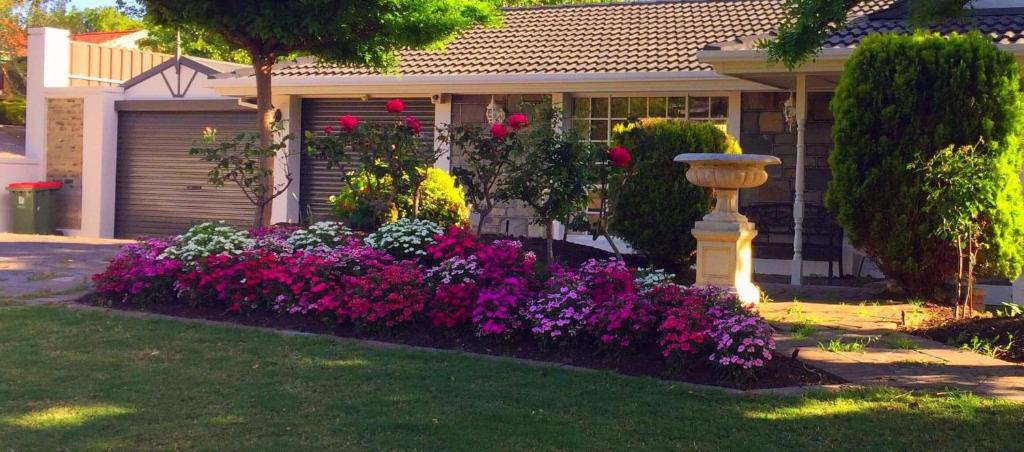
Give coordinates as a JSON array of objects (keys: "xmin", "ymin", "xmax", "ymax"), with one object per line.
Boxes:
[
  {"xmin": 828, "ymin": 31, "xmax": 1024, "ymax": 295},
  {"xmin": 610, "ymin": 120, "xmax": 741, "ymax": 272}
]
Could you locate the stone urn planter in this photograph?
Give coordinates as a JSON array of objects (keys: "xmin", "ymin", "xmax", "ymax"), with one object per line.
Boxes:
[{"xmin": 674, "ymin": 153, "xmax": 782, "ymax": 304}]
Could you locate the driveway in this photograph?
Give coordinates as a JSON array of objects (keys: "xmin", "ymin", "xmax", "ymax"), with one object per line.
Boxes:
[
  {"xmin": 0, "ymin": 124, "xmax": 25, "ymax": 156},
  {"xmin": 0, "ymin": 233, "xmax": 130, "ymax": 301}
]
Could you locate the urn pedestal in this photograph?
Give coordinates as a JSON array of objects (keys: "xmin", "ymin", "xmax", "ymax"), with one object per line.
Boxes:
[{"xmin": 674, "ymin": 153, "xmax": 782, "ymax": 304}]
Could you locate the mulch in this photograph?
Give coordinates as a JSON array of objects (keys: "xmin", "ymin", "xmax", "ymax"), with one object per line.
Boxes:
[
  {"xmin": 912, "ymin": 311, "xmax": 1024, "ymax": 363},
  {"xmin": 78, "ymin": 293, "xmax": 843, "ymax": 391}
]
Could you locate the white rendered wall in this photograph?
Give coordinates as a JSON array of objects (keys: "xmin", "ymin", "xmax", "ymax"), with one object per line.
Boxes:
[{"xmin": 270, "ymin": 95, "xmax": 302, "ymax": 224}]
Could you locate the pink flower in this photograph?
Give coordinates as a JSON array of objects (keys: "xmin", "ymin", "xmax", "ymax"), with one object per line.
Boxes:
[
  {"xmin": 405, "ymin": 116, "xmax": 422, "ymax": 135},
  {"xmin": 507, "ymin": 113, "xmax": 528, "ymax": 130},
  {"xmin": 323, "ymin": 125, "xmax": 334, "ymax": 135},
  {"xmin": 609, "ymin": 146, "xmax": 632, "ymax": 168},
  {"xmin": 491, "ymin": 123, "xmax": 509, "ymax": 141},
  {"xmin": 386, "ymin": 98, "xmax": 406, "ymax": 113},
  {"xmin": 338, "ymin": 115, "xmax": 359, "ymax": 132}
]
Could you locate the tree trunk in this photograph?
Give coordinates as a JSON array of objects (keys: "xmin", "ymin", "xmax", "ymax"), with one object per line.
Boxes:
[{"xmin": 253, "ymin": 53, "xmax": 276, "ymax": 229}]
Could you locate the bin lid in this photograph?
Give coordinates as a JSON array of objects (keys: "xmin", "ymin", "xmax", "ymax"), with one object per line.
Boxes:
[{"xmin": 6, "ymin": 181, "xmax": 63, "ymax": 190}]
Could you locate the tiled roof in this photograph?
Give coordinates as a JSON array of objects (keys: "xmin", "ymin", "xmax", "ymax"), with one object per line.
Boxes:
[
  {"xmin": 70, "ymin": 29, "xmax": 143, "ymax": 44},
  {"xmin": 239, "ymin": 0, "xmax": 797, "ymax": 78},
  {"xmin": 824, "ymin": 11, "xmax": 1024, "ymax": 48}
]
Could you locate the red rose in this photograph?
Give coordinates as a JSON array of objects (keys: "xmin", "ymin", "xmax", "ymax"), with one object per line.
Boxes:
[
  {"xmin": 338, "ymin": 115, "xmax": 359, "ymax": 132},
  {"xmin": 386, "ymin": 98, "xmax": 406, "ymax": 113},
  {"xmin": 491, "ymin": 123, "xmax": 509, "ymax": 141},
  {"xmin": 609, "ymin": 146, "xmax": 632, "ymax": 168},
  {"xmin": 405, "ymin": 116, "xmax": 422, "ymax": 135},
  {"xmin": 323, "ymin": 125, "xmax": 334, "ymax": 135},
  {"xmin": 507, "ymin": 112, "xmax": 528, "ymax": 130}
]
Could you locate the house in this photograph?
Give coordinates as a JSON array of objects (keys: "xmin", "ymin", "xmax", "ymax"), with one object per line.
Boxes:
[
  {"xmin": 70, "ymin": 29, "xmax": 147, "ymax": 49},
  {"xmin": 9, "ymin": 0, "xmax": 1024, "ymax": 301}
]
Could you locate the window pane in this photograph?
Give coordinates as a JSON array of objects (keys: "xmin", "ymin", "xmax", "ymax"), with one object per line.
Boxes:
[
  {"xmin": 668, "ymin": 97, "xmax": 687, "ymax": 118},
  {"xmin": 591, "ymin": 98, "xmax": 609, "ymax": 118},
  {"xmin": 610, "ymin": 97, "xmax": 629, "ymax": 118},
  {"xmin": 572, "ymin": 120, "xmax": 589, "ymax": 134},
  {"xmin": 629, "ymin": 97, "xmax": 647, "ymax": 117},
  {"xmin": 590, "ymin": 120, "xmax": 609, "ymax": 141},
  {"xmin": 648, "ymin": 97, "xmax": 667, "ymax": 117},
  {"xmin": 689, "ymin": 97, "xmax": 710, "ymax": 118},
  {"xmin": 573, "ymin": 98, "xmax": 590, "ymax": 118},
  {"xmin": 710, "ymin": 96, "xmax": 728, "ymax": 118}
]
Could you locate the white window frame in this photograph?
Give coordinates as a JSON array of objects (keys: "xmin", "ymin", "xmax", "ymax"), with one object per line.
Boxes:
[{"xmin": 570, "ymin": 93, "xmax": 731, "ymax": 144}]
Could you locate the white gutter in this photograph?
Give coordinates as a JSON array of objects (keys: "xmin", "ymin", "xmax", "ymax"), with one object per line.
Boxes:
[
  {"xmin": 204, "ymin": 70, "xmax": 779, "ymax": 96},
  {"xmin": 696, "ymin": 43, "xmax": 1024, "ymax": 72}
]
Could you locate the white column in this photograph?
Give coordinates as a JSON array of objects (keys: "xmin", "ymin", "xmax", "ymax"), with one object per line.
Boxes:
[
  {"xmin": 433, "ymin": 95, "xmax": 452, "ymax": 171},
  {"xmin": 79, "ymin": 90, "xmax": 121, "ymax": 238},
  {"xmin": 270, "ymin": 95, "xmax": 301, "ymax": 224},
  {"xmin": 791, "ymin": 74, "xmax": 808, "ymax": 285},
  {"xmin": 726, "ymin": 91, "xmax": 742, "ymax": 139},
  {"xmin": 550, "ymin": 92, "xmax": 571, "ymax": 239},
  {"xmin": 25, "ymin": 27, "xmax": 70, "ymax": 165}
]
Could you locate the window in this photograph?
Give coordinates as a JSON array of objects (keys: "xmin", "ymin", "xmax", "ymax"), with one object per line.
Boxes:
[{"xmin": 571, "ymin": 95, "xmax": 729, "ymax": 144}]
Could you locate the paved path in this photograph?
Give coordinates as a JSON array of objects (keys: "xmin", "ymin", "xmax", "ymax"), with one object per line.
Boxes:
[
  {"xmin": 760, "ymin": 298, "xmax": 1024, "ymax": 402},
  {"xmin": 0, "ymin": 233, "xmax": 130, "ymax": 302}
]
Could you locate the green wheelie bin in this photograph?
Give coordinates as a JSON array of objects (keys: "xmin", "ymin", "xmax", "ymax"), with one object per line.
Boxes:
[{"xmin": 6, "ymin": 181, "xmax": 62, "ymax": 234}]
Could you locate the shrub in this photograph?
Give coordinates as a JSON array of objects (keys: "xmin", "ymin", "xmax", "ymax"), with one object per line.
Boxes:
[
  {"xmin": 706, "ymin": 310, "xmax": 776, "ymax": 372},
  {"xmin": 472, "ymin": 240, "xmax": 536, "ymax": 337},
  {"xmin": 159, "ymin": 222, "xmax": 253, "ymax": 262},
  {"xmin": 411, "ymin": 168, "xmax": 470, "ymax": 228},
  {"xmin": 829, "ymin": 31, "xmax": 1024, "ymax": 296},
  {"xmin": 610, "ymin": 119, "xmax": 740, "ymax": 272},
  {"xmin": 364, "ymin": 218, "xmax": 443, "ymax": 260},
  {"xmin": 525, "ymin": 266, "xmax": 591, "ymax": 343},
  {"xmin": 287, "ymin": 221, "xmax": 352, "ymax": 250},
  {"xmin": 332, "ymin": 262, "xmax": 430, "ymax": 330},
  {"xmin": 656, "ymin": 284, "xmax": 711, "ymax": 358},
  {"xmin": 92, "ymin": 238, "xmax": 181, "ymax": 305},
  {"xmin": 0, "ymin": 98, "xmax": 25, "ymax": 125}
]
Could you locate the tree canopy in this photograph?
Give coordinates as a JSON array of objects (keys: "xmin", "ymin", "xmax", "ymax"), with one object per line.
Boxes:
[
  {"xmin": 139, "ymin": 0, "xmax": 501, "ymax": 226},
  {"xmin": 764, "ymin": 0, "xmax": 975, "ymax": 68}
]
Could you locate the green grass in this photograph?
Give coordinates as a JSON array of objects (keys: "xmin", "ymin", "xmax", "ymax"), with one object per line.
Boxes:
[
  {"xmin": 1, "ymin": 306, "xmax": 1022, "ymax": 450},
  {"xmin": 818, "ymin": 336, "xmax": 877, "ymax": 353},
  {"xmin": 790, "ymin": 319, "xmax": 817, "ymax": 339}
]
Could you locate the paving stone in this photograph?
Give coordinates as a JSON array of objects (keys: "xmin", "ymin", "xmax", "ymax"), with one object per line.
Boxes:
[
  {"xmin": 760, "ymin": 298, "xmax": 1024, "ymax": 401},
  {"xmin": 0, "ymin": 234, "xmax": 128, "ymax": 299}
]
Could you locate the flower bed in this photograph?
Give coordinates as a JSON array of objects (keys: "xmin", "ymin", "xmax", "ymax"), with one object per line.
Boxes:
[{"xmin": 88, "ymin": 221, "xmax": 838, "ymax": 389}]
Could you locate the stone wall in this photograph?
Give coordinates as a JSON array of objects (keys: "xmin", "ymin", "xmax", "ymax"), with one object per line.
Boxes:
[
  {"xmin": 738, "ymin": 92, "xmax": 834, "ymax": 208},
  {"xmin": 46, "ymin": 97, "xmax": 83, "ymax": 229},
  {"xmin": 451, "ymin": 94, "xmax": 548, "ymax": 237}
]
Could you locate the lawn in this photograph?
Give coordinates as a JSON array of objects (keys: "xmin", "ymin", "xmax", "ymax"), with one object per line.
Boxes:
[{"xmin": 0, "ymin": 306, "xmax": 1022, "ymax": 451}]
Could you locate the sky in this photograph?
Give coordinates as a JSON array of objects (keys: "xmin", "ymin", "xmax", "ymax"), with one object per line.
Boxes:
[{"xmin": 68, "ymin": 0, "xmax": 122, "ymax": 9}]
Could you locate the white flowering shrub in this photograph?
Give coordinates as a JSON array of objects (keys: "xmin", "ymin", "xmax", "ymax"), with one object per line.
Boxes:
[
  {"xmin": 159, "ymin": 222, "xmax": 253, "ymax": 262},
  {"xmin": 287, "ymin": 221, "xmax": 352, "ymax": 250},
  {"xmin": 634, "ymin": 267, "xmax": 676, "ymax": 293},
  {"xmin": 364, "ymin": 218, "xmax": 443, "ymax": 259}
]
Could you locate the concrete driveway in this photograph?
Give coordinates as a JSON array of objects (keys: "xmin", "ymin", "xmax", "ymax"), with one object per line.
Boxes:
[{"xmin": 0, "ymin": 233, "xmax": 130, "ymax": 301}]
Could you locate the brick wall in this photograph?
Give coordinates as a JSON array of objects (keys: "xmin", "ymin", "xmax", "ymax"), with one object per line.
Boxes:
[
  {"xmin": 46, "ymin": 97, "xmax": 83, "ymax": 229},
  {"xmin": 738, "ymin": 92, "xmax": 834, "ymax": 208},
  {"xmin": 451, "ymin": 94, "xmax": 548, "ymax": 237}
]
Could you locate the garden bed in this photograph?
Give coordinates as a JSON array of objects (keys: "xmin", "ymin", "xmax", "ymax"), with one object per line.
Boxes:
[
  {"xmin": 77, "ymin": 292, "xmax": 841, "ymax": 390},
  {"xmin": 912, "ymin": 312, "xmax": 1024, "ymax": 363}
]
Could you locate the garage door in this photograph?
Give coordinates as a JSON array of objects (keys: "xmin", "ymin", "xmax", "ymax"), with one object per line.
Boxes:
[
  {"xmin": 116, "ymin": 110, "xmax": 258, "ymax": 237},
  {"xmin": 300, "ymin": 98, "xmax": 435, "ymax": 221}
]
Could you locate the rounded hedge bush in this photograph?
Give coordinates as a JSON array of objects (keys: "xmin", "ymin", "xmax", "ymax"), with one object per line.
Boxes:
[
  {"xmin": 0, "ymin": 98, "xmax": 26, "ymax": 125},
  {"xmin": 329, "ymin": 167, "xmax": 469, "ymax": 230},
  {"xmin": 610, "ymin": 119, "xmax": 741, "ymax": 271},
  {"xmin": 829, "ymin": 31, "xmax": 1024, "ymax": 295}
]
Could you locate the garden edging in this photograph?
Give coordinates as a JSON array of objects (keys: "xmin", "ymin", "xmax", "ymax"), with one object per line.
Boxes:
[{"xmin": 64, "ymin": 302, "xmax": 858, "ymax": 398}]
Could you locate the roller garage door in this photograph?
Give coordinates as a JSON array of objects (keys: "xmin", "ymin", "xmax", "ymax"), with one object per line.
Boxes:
[
  {"xmin": 115, "ymin": 109, "xmax": 258, "ymax": 237},
  {"xmin": 300, "ymin": 98, "xmax": 435, "ymax": 221}
]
